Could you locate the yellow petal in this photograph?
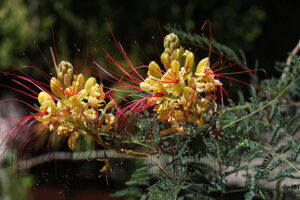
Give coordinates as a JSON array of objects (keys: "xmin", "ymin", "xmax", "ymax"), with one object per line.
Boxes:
[
  {"xmin": 188, "ymin": 77, "xmax": 196, "ymax": 89},
  {"xmin": 161, "ymin": 52, "xmax": 170, "ymax": 70},
  {"xmin": 160, "ymin": 127, "xmax": 173, "ymax": 135},
  {"xmin": 68, "ymin": 131, "xmax": 79, "ymax": 150},
  {"xmin": 63, "ymin": 73, "xmax": 71, "ymax": 87},
  {"xmin": 170, "ymin": 60, "xmax": 180, "ymax": 74},
  {"xmin": 38, "ymin": 91, "xmax": 53, "ymax": 105},
  {"xmin": 183, "ymin": 86, "xmax": 196, "ymax": 98},
  {"xmin": 84, "ymin": 77, "xmax": 97, "ymax": 91},
  {"xmin": 140, "ymin": 82, "xmax": 152, "ymax": 91},
  {"xmin": 75, "ymin": 74, "xmax": 85, "ymax": 90},
  {"xmin": 171, "ymin": 48, "xmax": 183, "ymax": 61},
  {"xmin": 140, "ymin": 77, "xmax": 160, "ymax": 92},
  {"xmin": 50, "ymin": 77, "xmax": 64, "ymax": 97},
  {"xmin": 67, "ymin": 68, "xmax": 73, "ymax": 82},
  {"xmin": 183, "ymin": 50, "xmax": 194, "ymax": 71},
  {"xmin": 100, "ymin": 162, "xmax": 111, "ymax": 173},
  {"xmin": 101, "ymin": 113, "xmax": 115, "ymax": 130},
  {"xmin": 195, "ymin": 57, "xmax": 210, "ymax": 75},
  {"xmin": 57, "ymin": 72, "xmax": 64, "ymax": 83},
  {"xmin": 148, "ymin": 61, "xmax": 162, "ymax": 78},
  {"xmin": 106, "ymin": 100, "xmax": 115, "ymax": 108},
  {"xmin": 197, "ymin": 117, "xmax": 204, "ymax": 126},
  {"xmin": 151, "ymin": 83, "xmax": 167, "ymax": 94}
]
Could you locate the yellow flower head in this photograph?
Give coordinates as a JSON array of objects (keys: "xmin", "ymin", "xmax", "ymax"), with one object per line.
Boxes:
[
  {"xmin": 140, "ymin": 33, "xmax": 222, "ymax": 134},
  {"xmin": 36, "ymin": 61, "xmax": 115, "ymax": 150}
]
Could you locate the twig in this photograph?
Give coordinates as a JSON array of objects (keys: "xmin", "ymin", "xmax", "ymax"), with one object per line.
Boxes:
[
  {"xmin": 16, "ymin": 150, "xmax": 137, "ymax": 171},
  {"xmin": 286, "ymin": 40, "xmax": 300, "ymax": 65},
  {"xmin": 223, "ymin": 80, "xmax": 293, "ymax": 129},
  {"xmin": 281, "ymin": 39, "xmax": 300, "ymax": 79}
]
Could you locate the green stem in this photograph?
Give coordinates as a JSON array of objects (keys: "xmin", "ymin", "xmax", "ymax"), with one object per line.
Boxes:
[
  {"xmin": 222, "ymin": 80, "xmax": 300, "ymax": 175},
  {"xmin": 94, "ymin": 133, "xmax": 148, "ymax": 157},
  {"xmin": 246, "ymin": 139, "xmax": 300, "ymax": 175},
  {"xmin": 223, "ymin": 82, "xmax": 293, "ymax": 129}
]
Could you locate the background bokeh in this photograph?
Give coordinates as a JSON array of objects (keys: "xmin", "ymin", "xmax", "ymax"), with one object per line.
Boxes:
[
  {"xmin": 1, "ymin": 0, "xmax": 299, "ymax": 73},
  {"xmin": 0, "ymin": 0, "xmax": 299, "ymax": 200}
]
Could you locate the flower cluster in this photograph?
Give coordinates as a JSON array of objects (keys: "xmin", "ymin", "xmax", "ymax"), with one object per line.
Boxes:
[
  {"xmin": 36, "ymin": 61, "xmax": 115, "ymax": 150},
  {"xmin": 26, "ymin": 33, "xmax": 223, "ymax": 155},
  {"xmin": 140, "ymin": 33, "xmax": 222, "ymax": 134}
]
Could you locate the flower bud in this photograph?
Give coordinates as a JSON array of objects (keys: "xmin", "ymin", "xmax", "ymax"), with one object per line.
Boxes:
[
  {"xmin": 164, "ymin": 33, "xmax": 180, "ymax": 52},
  {"xmin": 38, "ymin": 91, "xmax": 52, "ymax": 105},
  {"xmin": 161, "ymin": 52, "xmax": 170, "ymax": 70},
  {"xmin": 183, "ymin": 50, "xmax": 195, "ymax": 71},
  {"xmin": 171, "ymin": 48, "xmax": 183, "ymax": 61},
  {"xmin": 50, "ymin": 77, "xmax": 63, "ymax": 97},
  {"xmin": 58, "ymin": 61, "xmax": 73, "ymax": 74},
  {"xmin": 64, "ymin": 73, "xmax": 71, "ymax": 87},
  {"xmin": 57, "ymin": 72, "xmax": 64, "ymax": 83},
  {"xmin": 57, "ymin": 61, "xmax": 74, "ymax": 86}
]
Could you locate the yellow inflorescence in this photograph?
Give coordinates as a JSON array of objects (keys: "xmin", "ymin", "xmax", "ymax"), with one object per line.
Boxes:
[
  {"xmin": 36, "ymin": 61, "xmax": 115, "ymax": 150},
  {"xmin": 140, "ymin": 33, "xmax": 222, "ymax": 134}
]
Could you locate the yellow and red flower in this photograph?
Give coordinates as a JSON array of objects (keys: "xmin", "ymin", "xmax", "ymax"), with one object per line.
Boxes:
[
  {"xmin": 36, "ymin": 61, "xmax": 116, "ymax": 150},
  {"xmin": 140, "ymin": 33, "xmax": 222, "ymax": 134}
]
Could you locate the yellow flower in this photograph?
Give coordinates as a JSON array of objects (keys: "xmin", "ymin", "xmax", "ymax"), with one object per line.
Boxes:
[
  {"xmin": 140, "ymin": 33, "xmax": 222, "ymax": 134},
  {"xmin": 195, "ymin": 57, "xmax": 222, "ymax": 92},
  {"xmin": 36, "ymin": 61, "xmax": 115, "ymax": 150}
]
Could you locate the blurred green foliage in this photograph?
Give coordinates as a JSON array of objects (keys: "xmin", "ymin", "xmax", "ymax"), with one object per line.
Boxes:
[
  {"xmin": 0, "ymin": 151, "xmax": 33, "ymax": 200},
  {"xmin": 1, "ymin": 0, "xmax": 300, "ymax": 74},
  {"xmin": 0, "ymin": 0, "xmax": 269, "ymax": 71}
]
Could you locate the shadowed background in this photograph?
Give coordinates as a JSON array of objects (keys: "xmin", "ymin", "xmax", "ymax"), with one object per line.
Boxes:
[{"xmin": 0, "ymin": 0, "xmax": 299, "ymax": 199}]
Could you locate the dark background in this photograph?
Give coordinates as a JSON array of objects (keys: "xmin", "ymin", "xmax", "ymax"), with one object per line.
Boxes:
[
  {"xmin": 0, "ymin": 0, "xmax": 299, "ymax": 199},
  {"xmin": 1, "ymin": 0, "xmax": 299, "ymax": 74}
]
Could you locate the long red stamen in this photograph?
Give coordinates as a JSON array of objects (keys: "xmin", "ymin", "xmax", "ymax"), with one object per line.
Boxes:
[
  {"xmin": 117, "ymin": 42, "xmax": 145, "ymax": 81},
  {"xmin": 12, "ymin": 80, "xmax": 39, "ymax": 95},
  {"xmin": 93, "ymin": 62, "xmax": 141, "ymax": 90},
  {"xmin": 10, "ymin": 65, "xmax": 51, "ymax": 80},
  {"xmin": 0, "ymin": 99, "xmax": 39, "ymax": 111},
  {"xmin": 103, "ymin": 49, "xmax": 140, "ymax": 83},
  {"xmin": 215, "ymin": 75, "xmax": 256, "ymax": 89},
  {"xmin": 0, "ymin": 84, "xmax": 38, "ymax": 100},
  {"xmin": 50, "ymin": 47, "xmax": 58, "ymax": 72},
  {"xmin": 213, "ymin": 69, "xmax": 266, "ymax": 76},
  {"xmin": 201, "ymin": 20, "xmax": 212, "ymax": 60}
]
